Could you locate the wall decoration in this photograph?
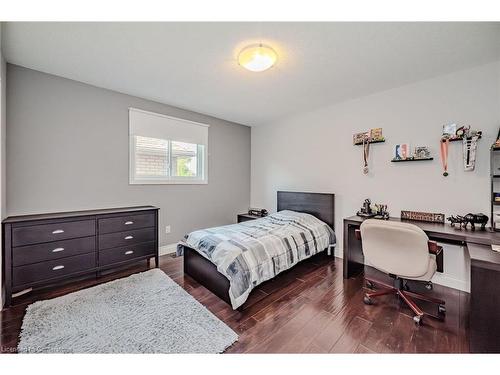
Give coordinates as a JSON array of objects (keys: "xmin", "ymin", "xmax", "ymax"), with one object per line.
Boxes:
[
  {"xmin": 440, "ymin": 137, "xmax": 450, "ymax": 176},
  {"xmin": 353, "ymin": 128, "xmax": 385, "ymax": 174},
  {"xmin": 353, "ymin": 128, "xmax": 385, "ymax": 145},
  {"xmin": 362, "ymin": 138, "xmax": 370, "ymax": 174},
  {"xmin": 446, "ymin": 213, "xmax": 488, "ymax": 231},
  {"xmin": 440, "ymin": 124, "xmax": 482, "ymax": 176},
  {"xmin": 353, "ymin": 131, "xmax": 370, "ymax": 145},
  {"xmin": 401, "ymin": 210, "xmax": 445, "ymax": 223},
  {"xmin": 391, "ymin": 145, "xmax": 433, "ymax": 162},
  {"xmin": 394, "ymin": 143, "xmax": 410, "ymax": 160},
  {"xmin": 442, "ymin": 123, "xmax": 457, "ymax": 137},
  {"xmin": 370, "ymin": 128, "xmax": 383, "ymax": 140}
]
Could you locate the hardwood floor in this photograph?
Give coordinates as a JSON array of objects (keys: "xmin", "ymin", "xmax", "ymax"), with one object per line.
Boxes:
[{"xmin": 0, "ymin": 253, "xmax": 470, "ymax": 353}]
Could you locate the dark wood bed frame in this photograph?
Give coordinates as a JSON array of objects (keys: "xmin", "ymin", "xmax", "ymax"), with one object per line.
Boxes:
[{"xmin": 179, "ymin": 191, "xmax": 335, "ymax": 307}]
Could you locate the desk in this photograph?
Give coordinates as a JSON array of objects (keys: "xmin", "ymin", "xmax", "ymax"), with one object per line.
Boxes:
[{"xmin": 343, "ymin": 215, "xmax": 500, "ymax": 353}]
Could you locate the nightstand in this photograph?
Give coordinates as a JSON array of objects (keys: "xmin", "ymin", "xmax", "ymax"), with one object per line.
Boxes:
[{"xmin": 237, "ymin": 213, "xmax": 263, "ymax": 223}]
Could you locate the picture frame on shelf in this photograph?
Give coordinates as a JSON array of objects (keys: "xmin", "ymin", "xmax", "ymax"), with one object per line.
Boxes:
[
  {"xmin": 394, "ymin": 143, "xmax": 410, "ymax": 160},
  {"xmin": 414, "ymin": 146, "xmax": 431, "ymax": 159},
  {"xmin": 353, "ymin": 131, "xmax": 369, "ymax": 145}
]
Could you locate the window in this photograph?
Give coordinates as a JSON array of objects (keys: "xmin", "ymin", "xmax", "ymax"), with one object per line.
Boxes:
[{"xmin": 129, "ymin": 108, "xmax": 208, "ymax": 184}]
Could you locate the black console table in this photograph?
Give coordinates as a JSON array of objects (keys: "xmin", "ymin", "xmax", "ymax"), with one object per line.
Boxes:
[
  {"xmin": 2, "ymin": 206, "xmax": 159, "ymax": 307},
  {"xmin": 343, "ymin": 215, "xmax": 500, "ymax": 353}
]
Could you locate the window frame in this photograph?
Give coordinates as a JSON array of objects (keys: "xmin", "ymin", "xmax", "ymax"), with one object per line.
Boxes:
[{"xmin": 128, "ymin": 109, "xmax": 209, "ymax": 185}]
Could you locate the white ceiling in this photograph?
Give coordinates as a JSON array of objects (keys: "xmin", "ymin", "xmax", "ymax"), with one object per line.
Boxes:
[{"xmin": 3, "ymin": 22, "xmax": 500, "ymax": 126}]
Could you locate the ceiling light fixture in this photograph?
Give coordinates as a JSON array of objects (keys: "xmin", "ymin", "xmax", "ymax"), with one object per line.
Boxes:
[{"xmin": 238, "ymin": 44, "xmax": 278, "ymax": 72}]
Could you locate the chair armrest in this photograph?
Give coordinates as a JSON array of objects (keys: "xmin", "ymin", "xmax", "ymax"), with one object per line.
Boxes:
[
  {"xmin": 428, "ymin": 241, "xmax": 441, "ymax": 254},
  {"xmin": 428, "ymin": 241, "xmax": 444, "ymax": 273}
]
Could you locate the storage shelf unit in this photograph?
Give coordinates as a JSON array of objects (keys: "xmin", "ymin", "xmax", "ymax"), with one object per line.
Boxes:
[{"xmin": 491, "ymin": 149, "xmax": 500, "ymax": 231}]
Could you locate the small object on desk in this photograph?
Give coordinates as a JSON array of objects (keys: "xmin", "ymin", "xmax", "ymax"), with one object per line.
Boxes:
[
  {"xmin": 447, "ymin": 215, "xmax": 465, "ymax": 229},
  {"xmin": 491, "ymin": 244, "xmax": 500, "ymax": 252},
  {"xmin": 356, "ymin": 198, "xmax": 376, "ymax": 218},
  {"xmin": 447, "ymin": 213, "xmax": 488, "ymax": 231},
  {"xmin": 373, "ymin": 204, "xmax": 389, "ymax": 220},
  {"xmin": 401, "ymin": 210, "xmax": 445, "ymax": 223}
]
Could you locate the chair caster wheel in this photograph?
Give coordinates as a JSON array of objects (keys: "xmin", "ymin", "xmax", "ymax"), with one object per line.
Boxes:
[
  {"xmin": 425, "ymin": 282, "xmax": 433, "ymax": 291},
  {"xmin": 438, "ymin": 304, "xmax": 446, "ymax": 315},
  {"xmin": 413, "ymin": 315, "xmax": 422, "ymax": 325},
  {"xmin": 363, "ymin": 296, "xmax": 373, "ymax": 305},
  {"xmin": 366, "ymin": 281, "xmax": 374, "ymax": 289}
]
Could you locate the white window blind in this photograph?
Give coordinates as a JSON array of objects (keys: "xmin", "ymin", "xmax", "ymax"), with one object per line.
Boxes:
[{"xmin": 129, "ymin": 108, "xmax": 209, "ymax": 184}]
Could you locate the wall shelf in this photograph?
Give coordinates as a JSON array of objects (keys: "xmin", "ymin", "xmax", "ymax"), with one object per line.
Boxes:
[
  {"xmin": 353, "ymin": 139, "xmax": 385, "ymax": 146},
  {"xmin": 391, "ymin": 157, "xmax": 434, "ymax": 163},
  {"xmin": 441, "ymin": 134, "xmax": 482, "ymax": 143}
]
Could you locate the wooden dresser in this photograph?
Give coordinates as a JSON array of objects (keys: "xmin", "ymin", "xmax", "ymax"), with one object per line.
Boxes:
[{"xmin": 2, "ymin": 206, "xmax": 159, "ymax": 307}]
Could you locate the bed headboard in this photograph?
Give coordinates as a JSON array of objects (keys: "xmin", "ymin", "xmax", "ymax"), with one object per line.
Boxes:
[{"xmin": 277, "ymin": 191, "xmax": 335, "ymax": 230}]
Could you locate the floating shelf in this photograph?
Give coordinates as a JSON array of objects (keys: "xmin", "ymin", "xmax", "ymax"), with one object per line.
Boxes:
[
  {"xmin": 391, "ymin": 157, "xmax": 434, "ymax": 163},
  {"xmin": 353, "ymin": 139, "xmax": 386, "ymax": 146},
  {"xmin": 441, "ymin": 134, "xmax": 482, "ymax": 143}
]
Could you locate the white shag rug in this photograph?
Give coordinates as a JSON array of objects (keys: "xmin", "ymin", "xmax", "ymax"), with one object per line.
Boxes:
[{"xmin": 18, "ymin": 269, "xmax": 238, "ymax": 353}]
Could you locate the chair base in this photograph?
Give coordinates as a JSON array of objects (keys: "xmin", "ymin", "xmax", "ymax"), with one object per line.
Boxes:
[{"xmin": 364, "ymin": 277, "xmax": 446, "ymax": 325}]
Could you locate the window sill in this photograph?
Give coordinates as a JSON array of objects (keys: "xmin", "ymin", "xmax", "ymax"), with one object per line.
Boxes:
[{"xmin": 129, "ymin": 179, "xmax": 208, "ymax": 185}]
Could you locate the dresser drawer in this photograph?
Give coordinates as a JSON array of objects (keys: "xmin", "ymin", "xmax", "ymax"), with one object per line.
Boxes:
[
  {"xmin": 99, "ymin": 242, "xmax": 156, "ymax": 266},
  {"xmin": 98, "ymin": 227, "xmax": 155, "ymax": 249},
  {"xmin": 98, "ymin": 213, "xmax": 155, "ymax": 234},
  {"xmin": 12, "ymin": 220, "xmax": 96, "ymax": 247},
  {"xmin": 12, "ymin": 236, "xmax": 96, "ymax": 266},
  {"xmin": 13, "ymin": 253, "xmax": 96, "ymax": 286}
]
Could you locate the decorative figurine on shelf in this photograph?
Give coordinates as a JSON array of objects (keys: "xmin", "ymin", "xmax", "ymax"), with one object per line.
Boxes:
[
  {"xmin": 374, "ymin": 204, "xmax": 390, "ymax": 220},
  {"xmin": 356, "ymin": 198, "xmax": 376, "ymax": 218},
  {"xmin": 447, "ymin": 213, "xmax": 488, "ymax": 231}
]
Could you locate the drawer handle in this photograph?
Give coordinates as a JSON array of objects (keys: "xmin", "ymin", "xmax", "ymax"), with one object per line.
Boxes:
[
  {"xmin": 125, "ymin": 250, "xmax": 134, "ymax": 255},
  {"xmin": 124, "ymin": 235, "xmax": 134, "ymax": 240},
  {"xmin": 124, "ymin": 221, "xmax": 134, "ymax": 225},
  {"xmin": 52, "ymin": 229, "xmax": 65, "ymax": 234},
  {"xmin": 52, "ymin": 265, "xmax": 65, "ymax": 271},
  {"xmin": 52, "ymin": 247, "xmax": 65, "ymax": 253}
]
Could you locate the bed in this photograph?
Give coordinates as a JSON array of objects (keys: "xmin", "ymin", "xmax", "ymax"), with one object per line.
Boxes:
[{"xmin": 177, "ymin": 191, "xmax": 335, "ymax": 309}]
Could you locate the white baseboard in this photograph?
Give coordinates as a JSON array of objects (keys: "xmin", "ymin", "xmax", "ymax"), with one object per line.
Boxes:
[{"xmin": 159, "ymin": 243, "xmax": 178, "ymax": 256}]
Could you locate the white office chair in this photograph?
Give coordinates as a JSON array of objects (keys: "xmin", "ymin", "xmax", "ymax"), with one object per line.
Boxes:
[{"xmin": 358, "ymin": 219, "xmax": 446, "ymax": 325}]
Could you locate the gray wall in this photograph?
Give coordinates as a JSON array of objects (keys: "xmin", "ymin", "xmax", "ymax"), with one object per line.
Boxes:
[
  {"xmin": 251, "ymin": 61, "xmax": 500, "ymax": 292},
  {"xmin": 6, "ymin": 64, "xmax": 251, "ymax": 247}
]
